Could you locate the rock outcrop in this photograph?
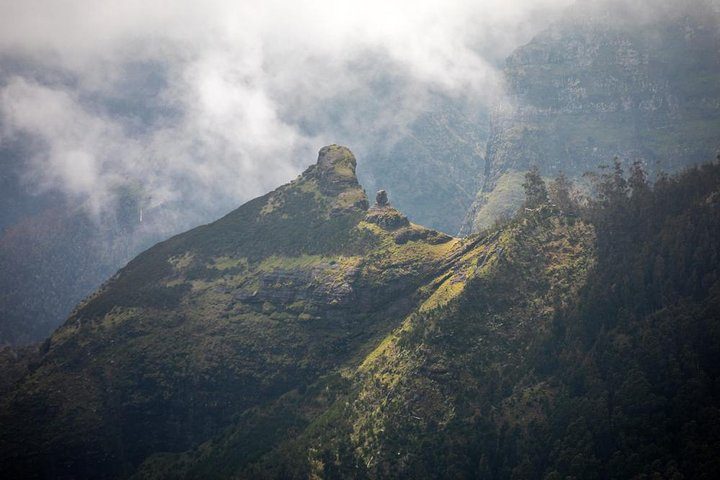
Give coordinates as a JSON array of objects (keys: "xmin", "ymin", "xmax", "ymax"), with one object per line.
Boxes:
[{"xmin": 375, "ymin": 190, "xmax": 388, "ymax": 207}]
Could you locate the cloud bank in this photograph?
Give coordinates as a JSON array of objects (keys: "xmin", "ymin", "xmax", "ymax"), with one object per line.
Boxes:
[{"xmin": 0, "ymin": 0, "xmax": 572, "ymax": 233}]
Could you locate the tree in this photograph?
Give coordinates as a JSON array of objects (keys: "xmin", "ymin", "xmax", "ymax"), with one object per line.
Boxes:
[
  {"xmin": 549, "ymin": 173, "xmax": 578, "ymax": 214},
  {"xmin": 587, "ymin": 157, "xmax": 627, "ymax": 207},
  {"xmin": 523, "ymin": 166, "xmax": 549, "ymax": 209},
  {"xmin": 628, "ymin": 160, "xmax": 649, "ymax": 197}
]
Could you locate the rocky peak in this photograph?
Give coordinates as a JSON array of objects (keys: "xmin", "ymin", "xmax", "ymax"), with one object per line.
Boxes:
[
  {"xmin": 375, "ymin": 190, "xmax": 389, "ymax": 207},
  {"xmin": 316, "ymin": 144, "xmax": 357, "ymax": 172},
  {"xmin": 302, "ymin": 146, "xmax": 368, "ymax": 213},
  {"xmin": 261, "ymin": 145, "xmax": 369, "ymax": 217},
  {"xmin": 310, "ymin": 145, "xmax": 360, "ymax": 192}
]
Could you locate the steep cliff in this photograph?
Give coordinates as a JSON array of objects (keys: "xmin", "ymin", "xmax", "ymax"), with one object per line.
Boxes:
[{"xmin": 465, "ymin": 0, "xmax": 720, "ymax": 232}]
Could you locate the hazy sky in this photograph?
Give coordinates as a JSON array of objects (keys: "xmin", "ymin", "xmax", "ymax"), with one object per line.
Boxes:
[{"xmin": 0, "ymin": 0, "xmax": 572, "ymax": 228}]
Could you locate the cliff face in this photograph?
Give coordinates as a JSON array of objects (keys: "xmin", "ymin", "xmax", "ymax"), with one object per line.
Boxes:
[{"xmin": 465, "ymin": 0, "xmax": 720, "ymax": 232}]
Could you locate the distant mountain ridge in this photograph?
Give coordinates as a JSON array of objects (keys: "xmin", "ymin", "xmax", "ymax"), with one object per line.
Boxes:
[{"xmin": 464, "ymin": 0, "xmax": 720, "ymax": 232}]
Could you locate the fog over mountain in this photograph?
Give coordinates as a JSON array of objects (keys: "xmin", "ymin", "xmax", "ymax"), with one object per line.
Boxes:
[
  {"xmin": 0, "ymin": 0, "xmax": 569, "ymax": 226},
  {"xmin": 2, "ymin": 2, "xmax": 720, "ymax": 479},
  {"xmin": 0, "ymin": 0, "xmax": 579, "ymax": 344},
  {"xmin": 1, "ymin": 0, "xmax": 717, "ymax": 346}
]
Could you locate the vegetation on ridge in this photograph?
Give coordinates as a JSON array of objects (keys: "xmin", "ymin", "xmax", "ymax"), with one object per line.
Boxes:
[{"xmin": 1, "ymin": 145, "xmax": 720, "ymax": 479}]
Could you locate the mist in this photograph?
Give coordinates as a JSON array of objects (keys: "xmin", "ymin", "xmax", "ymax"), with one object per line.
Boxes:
[{"xmin": 0, "ymin": 0, "xmax": 574, "ymax": 238}]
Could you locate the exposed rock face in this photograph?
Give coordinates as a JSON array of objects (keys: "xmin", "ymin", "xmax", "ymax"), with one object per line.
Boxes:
[
  {"xmin": 233, "ymin": 261, "xmax": 359, "ymax": 307},
  {"xmin": 463, "ymin": 0, "xmax": 720, "ymax": 233},
  {"xmin": 364, "ymin": 187, "xmax": 410, "ymax": 230},
  {"xmin": 307, "ymin": 145, "xmax": 366, "ymax": 199}
]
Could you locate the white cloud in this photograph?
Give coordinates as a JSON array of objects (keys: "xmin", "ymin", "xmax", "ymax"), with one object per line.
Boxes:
[
  {"xmin": 1, "ymin": 78, "xmax": 131, "ymax": 214},
  {"xmin": 0, "ymin": 0, "xmax": 573, "ymax": 234}
]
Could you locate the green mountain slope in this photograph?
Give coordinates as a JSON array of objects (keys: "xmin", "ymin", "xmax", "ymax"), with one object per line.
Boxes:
[
  {"xmin": 136, "ymin": 161, "xmax": 720, "ymax": 480},
  {"xmin": 2, "ymin": 146, "xmax": 720, "ymax": 479},
  {"xmin": 0, "ymin": 145, "xmax": 458, "ymax": 478}
]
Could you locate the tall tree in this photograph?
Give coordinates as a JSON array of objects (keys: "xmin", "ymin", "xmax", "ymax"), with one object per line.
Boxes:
[
  {"xmin": 628, "ymin": 160, "xmax": 649, "ymax": 197},
  {"xmin": 549, "ymin": 173, "xmax": 578, "ymax": 214},
  {"xmin": 523, "ymin": 166, "xmax": 549, "ymax": 209}
]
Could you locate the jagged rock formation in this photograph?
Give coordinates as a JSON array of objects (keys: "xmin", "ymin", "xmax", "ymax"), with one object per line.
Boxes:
[
  {"xmin": 364, "ymin": 206, "xmax": 411, "ymax": 231},
  {"xmin": 365, "ymin": 191, "xmax": 411, "ymax": 231},
  {"xmin": 463, "ymin": 0, "xmax": 720, "ymax": 233},
  {"xmin": 375, "ymin": 190, "xmax": 388, "ymax": 207}
]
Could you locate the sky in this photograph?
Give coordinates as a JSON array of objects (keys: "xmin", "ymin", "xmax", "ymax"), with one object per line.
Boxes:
[{"xmin": 0, "ymin": 0, "xmax": 573, "ymax": 232}]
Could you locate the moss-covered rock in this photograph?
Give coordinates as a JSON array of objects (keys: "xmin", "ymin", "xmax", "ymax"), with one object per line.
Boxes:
[{"xmin": 364, "ymin": 206, "xmax": 410, "ymax": 230}]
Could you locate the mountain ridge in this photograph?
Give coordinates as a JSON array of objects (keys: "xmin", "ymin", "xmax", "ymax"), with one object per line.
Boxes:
[
  {"xmin": 2, "ymin": 146, "xmax": 720, "ymax": 479},
  {"xmin": 0, "ymin": 145, "xmax": 465, "ymax": 478}
]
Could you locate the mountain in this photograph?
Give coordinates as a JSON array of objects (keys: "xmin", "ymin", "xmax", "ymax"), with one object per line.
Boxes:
[
  {"xmin": 2, "ymin": 145, "xmax": 720, "ymax": 479},
  {"xmin": 464, "ymin": 0, "xmax": 720, "ymax": 232},
  {"xmin": 0, "ymin": 145, "xmax": 455, "ymax": 477},
  {"xmin": 0, "ymin": 89, "xmax": 486, "ymax": 347}
]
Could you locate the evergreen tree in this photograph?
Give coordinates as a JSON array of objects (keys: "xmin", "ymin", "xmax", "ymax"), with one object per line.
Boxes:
[
  {"xmin": 522, "ymin": 166, "xmax": 549, "ymax": 209},
  {"xmin": 628, "ymin": 160, "xmax": 649, "ymax": 197},
  {"xmin": 592, "ymin": 157, "xmax": 628, "ymax": 207},
  {"xmin": 548, "ymin": 173, "xmax": 578, "ymax": 215}
]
